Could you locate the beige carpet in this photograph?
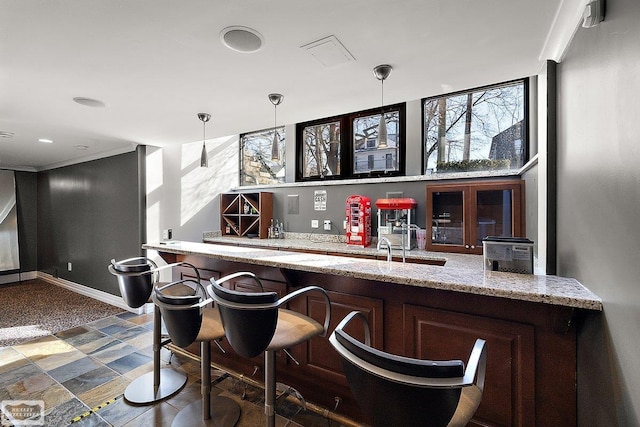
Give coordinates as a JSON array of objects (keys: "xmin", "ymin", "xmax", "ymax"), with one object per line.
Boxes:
[{"xmin": 0, "ymin": 279, "xmax": 124, "ymax": 347}]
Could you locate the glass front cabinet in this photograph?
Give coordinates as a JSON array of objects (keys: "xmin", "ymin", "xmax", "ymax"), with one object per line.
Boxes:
[{"xmin": 426, "ymin": 180, "xmax": 524, "ymax": 254}]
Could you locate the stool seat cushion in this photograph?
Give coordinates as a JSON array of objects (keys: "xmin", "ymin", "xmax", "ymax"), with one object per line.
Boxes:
[
  {"xmin": 267, "ymin": 309, "xmax": 324, "ymax": 351},
  {"xmin": 447, "ymin": 385, "xmax": 483, "ymax": 427},
  {"xmin": 196, "ymin": 307, "xmax": 225, "ymax": 342}
]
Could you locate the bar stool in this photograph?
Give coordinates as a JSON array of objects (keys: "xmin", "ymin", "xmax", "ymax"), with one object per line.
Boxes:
[
  {"xmin": 108, "ymin": 257, "xmax": 192, "ymax": 404},
  {"xmin": 152, "ymin": 278, "xmax": 241, "ymax": 427},
  {"xmin": 329, "ymin": 311, "xmax": 487, "ymax": 427},
  {"xmin": 207, "ymin": 273, "xmax": 331, "ymax": 427}
]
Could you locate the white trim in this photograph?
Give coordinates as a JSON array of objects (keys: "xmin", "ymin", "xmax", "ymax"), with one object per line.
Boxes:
[
  {"xmin": 538, "ymin": 0, "xmax": 588, "ymax": 63},
  {"xmin": 35, "ymin": 144, "xmax": 139, "ymax": 172},
  {"xmin": 37, "ymin": 272, "xmax": 147, "ymax": 314},
  {"xmin": 519, "ymin": 153, "xmax": 539, "ymax": 174}
]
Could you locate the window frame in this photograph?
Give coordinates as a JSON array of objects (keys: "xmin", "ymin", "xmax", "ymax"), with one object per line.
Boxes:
[
  {"xmin": 350, "ymin": 103, "xmax": 405, "ymax": 178},
  {"xmin": 239, "ymin": 126, "xmax": 286, "ymax": 186},
  {"xmin": 295, "ymin": 102, "xmax": 406, "ymax": 181},
  {"xmin": 421, "ymin": 79, "xmax": 529, "ymax": 174},
  {"xmin": 295, "ymin": 114, "xmax": 349, "ymax": 182}
]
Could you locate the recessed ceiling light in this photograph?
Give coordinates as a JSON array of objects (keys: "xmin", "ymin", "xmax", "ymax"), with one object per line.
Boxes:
[
  {"xmin": 38, "ymin": 138, "xmax": 54, "ymax": 144},
  {"xmin": 73, "ymin": 97, "xmax": 106, "ymax": 108},
  {"xmin": 0, "ymin": 131, "xmax": 14, "ymax": 138},
  {"xmin": 74, "ymin": 145, "xmax": 89, "ymax": 150},
  {"xmin": 220, "ymin": 26, "xmax": 264, "ymax": 53}
]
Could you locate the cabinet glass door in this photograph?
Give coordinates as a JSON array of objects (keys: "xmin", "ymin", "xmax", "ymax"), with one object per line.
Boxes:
[
  {"xmin": 427, "ymin": 180, "xmax": 523, "ymax": 254},
  {"xmin": 431, "ymin": 191, "xmax": 464, "ymax": 246},
  {"xmin": 475, "ymin": 189, "xmax": 514, "ymax": 246}
]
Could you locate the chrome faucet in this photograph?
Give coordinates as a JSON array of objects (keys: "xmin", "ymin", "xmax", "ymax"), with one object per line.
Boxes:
[{"xmin": 376, "ymin": 236, "xmax": 392, "ymax": 263}]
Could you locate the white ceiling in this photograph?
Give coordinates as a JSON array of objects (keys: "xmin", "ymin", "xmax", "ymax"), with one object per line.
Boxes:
[{"xmin": 0, "ymin": 0, "xmax": 578, "ymax": 171}]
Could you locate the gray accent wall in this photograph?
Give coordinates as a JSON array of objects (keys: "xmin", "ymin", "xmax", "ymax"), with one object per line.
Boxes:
[
  {"xmin": 37, "ymin": 148, "xmax": 145, "ymax": 295},
  {"xmin": 235, "ymin": 176, "xmax": 524, "ymax": 239},
  {"xmin": 15, "ymin": 171, "xmax": 38, "ymax": 273},
  {"xmin": 557, "ymin": 0, "xmax": 640, "ymax": 424}
]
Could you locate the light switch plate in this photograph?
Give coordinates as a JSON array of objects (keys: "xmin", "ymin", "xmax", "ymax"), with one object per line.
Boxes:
[{"xmin": 311, "ymin": 220, "xmax": 319, "ymax": 228}]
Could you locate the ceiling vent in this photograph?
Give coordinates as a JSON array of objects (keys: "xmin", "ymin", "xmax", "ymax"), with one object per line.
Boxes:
[{"xmin": 301, "ymin": 35, "xmax": 356, "ymax": 67}]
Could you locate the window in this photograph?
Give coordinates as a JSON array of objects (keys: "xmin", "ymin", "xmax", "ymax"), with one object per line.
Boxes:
[
  {"xmin": 423, "ymin": 79, "xmax": 528, "ymax": 173},
  {"xmin": 299, "ymin": 119, "xmax": 342, "ymax": 179},
  {"xmin": 352, "ymin": 108, "xmax": 402, "ymax": 176},
  {"xmin": 295, "ymin": 103, "xmax": 405, "ymax": 181},
  {"xmin": 240, "ymin": 127, "xmax": 285, "ymax": 186}
]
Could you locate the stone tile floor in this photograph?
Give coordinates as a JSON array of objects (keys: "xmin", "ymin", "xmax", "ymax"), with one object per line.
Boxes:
[{"xmin": 0, "ymin": 311, "xmax": 347, "ymax": 426}]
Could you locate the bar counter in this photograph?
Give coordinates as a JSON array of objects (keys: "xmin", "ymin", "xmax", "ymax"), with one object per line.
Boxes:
[
  {"xmin": 147, "ymin": 239, "xmax": 602, "ymax": 311},
  {"xmin": 145, "ymin": 239, "xmax": 602, "ymax": 426}
]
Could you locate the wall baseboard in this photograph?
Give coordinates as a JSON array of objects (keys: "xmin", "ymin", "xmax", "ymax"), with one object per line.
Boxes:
[{"xmin": 37, "ymin": 272, "xmax": 148, "ymax": 314}]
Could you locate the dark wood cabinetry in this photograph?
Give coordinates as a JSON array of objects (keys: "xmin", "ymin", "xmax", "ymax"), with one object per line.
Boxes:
[
  {"xmin": 161, "ymin": 251, "xmax": 580, "ymax": 427},
  {"xmin": 427, "ymin": 180, "xmax": 525, "ymax": 254},
  {"xmin": 220, "ymin": 192, "xmax": 273, "ymax": 239},
  {"xmin": 404, "ymin": 304, "xmax": 535, "ymax": 426}
]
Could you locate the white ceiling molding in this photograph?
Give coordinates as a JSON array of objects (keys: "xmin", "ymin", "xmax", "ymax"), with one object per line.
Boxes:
[
  {"xmin": 36, "ymin": 144, "xmax": 139, "ymax": 172},
  {"xmin": 538, "ymin": 0, "xmax": 590, "ymax": 63}
]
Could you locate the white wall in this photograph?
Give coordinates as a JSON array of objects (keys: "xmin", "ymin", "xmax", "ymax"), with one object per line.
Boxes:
[
  {"xmin": 557, "ymin": 0, "xmax": 640, "ymax": 424},
  {"xmin": 145, "ymin": 135, "xmax": 239, "ymax": 245}
]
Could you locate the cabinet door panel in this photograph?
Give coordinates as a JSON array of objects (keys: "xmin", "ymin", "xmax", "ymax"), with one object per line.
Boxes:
[
  {"xmin": 174, "ymin": 266, "xmax": 221, "ymax": 287},
  {"xmin": 404, "ymin": 304, "xmax": 535, "ymax": 427},
  {"xmin": 292, "ymin": 290, "xmax": 384, "ymax": 387},
  {"xmin": 430, "ymin": 188, "xmax": 466, "ymax": 247},
  {"xmin": 427, "ymin": 180, "xmax": 524, "ymax": 254},
  {"xmin": 471, "ymin": 183, "xmax": 523, "ymax": 248}
]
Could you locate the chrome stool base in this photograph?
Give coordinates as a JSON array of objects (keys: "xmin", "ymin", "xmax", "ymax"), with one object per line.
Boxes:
[
  {"xmin": 171, "ymin": 395, "xmax": 240, "ymax": 427},
  {"xmin": 124, "ymin": 368, "xmax": 187, "ymax": 405}
]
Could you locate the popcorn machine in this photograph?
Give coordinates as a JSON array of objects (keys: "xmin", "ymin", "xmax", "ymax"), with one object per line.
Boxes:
[
  {"xmin": 376, "ymin": 198, "xmax": 417, "ymax": 250},
  {"xmin": 346, "ymin": 195, "xmax": 372, "ymax": 247}
]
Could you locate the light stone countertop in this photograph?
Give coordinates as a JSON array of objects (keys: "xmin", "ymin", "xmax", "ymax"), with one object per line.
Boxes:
[
  {"xmin": 145, "ymin": 240, "xmax": 602, "ymax": 311},
  {"xmin": 202, "ymin": 234, "xmax": 483, "ymax": 270}
]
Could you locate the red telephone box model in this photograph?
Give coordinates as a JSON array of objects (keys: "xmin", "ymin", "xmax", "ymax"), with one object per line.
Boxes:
[{"xmin": 346, "ymin": 195, "xmax": 372, "ymax": 247}]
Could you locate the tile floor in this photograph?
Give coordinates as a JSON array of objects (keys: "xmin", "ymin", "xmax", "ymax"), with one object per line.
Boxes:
[{"xmin": 0, "ymin": 311, "xmax": 345, "ymax": 426}]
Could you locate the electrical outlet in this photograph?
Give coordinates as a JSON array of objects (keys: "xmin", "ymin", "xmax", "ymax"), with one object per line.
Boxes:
[
  {"xmin": 343, "ymin": 220, "xmax": 348, "ymax": 230},
  {"xmin": 311, "ymin": 220, "xmax": 319, "ymax": 229},
  {"xmin": 67, "ymin": 262, "xmax": 72, "ymax": 272},
  {"xmin": 323, "ymin": 220, "xmax": 331, "ymax": 231},
  {"xmin": 162, "ymin": 228, "xmax": 173, "ymax": 240}
]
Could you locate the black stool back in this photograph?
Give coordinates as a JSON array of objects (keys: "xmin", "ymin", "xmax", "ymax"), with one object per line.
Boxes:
[
  {"xmin": 209, "ymin": 284, "xmax": 278, "ymax": 358},
  {"xmin": 330, "ymin": 311, "xmax": 487, "ymax": 427},
  {"xmin": 154, "ymin": 290, "xmax": 201, "ymax": 348},
  {"xmin": 111, "ymin": 257, "xmax": 154, "ymax": 308}
]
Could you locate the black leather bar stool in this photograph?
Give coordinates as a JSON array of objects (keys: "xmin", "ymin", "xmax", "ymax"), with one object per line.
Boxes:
[
  {"xmin": 207, "ymin": 273, "xmax": 331, "ymax": 427},
  {"xmin": 108, "ymin": 257, "xmax": 191, "ymax": 404},
  {"xmin": 152, "ymin": 278, "xmax": 241, "ymax": 427},
  {"xmin": 329, "ymin": 311, "xmax": 487, "ymax": 427}
]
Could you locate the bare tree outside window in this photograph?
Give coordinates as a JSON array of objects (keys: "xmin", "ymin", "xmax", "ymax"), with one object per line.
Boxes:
[
  {"xmin": 240, "ymin": 127, "xmax": 285, "ymax": 186},
  {"xmin": 424, "ymin": 80, "xmax": 526, "ymax": 173},
  {"xmin": 301, "ymin": 120, "xmax": 341, "ymax": 178}
]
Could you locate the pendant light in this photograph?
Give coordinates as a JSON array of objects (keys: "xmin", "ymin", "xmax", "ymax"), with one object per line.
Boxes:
[
  {"xmin": 268, "ymin": 93, "xmax": 284, "ymax": 161},
  {"xmin": 198, "ymin": 113, "xmax": 211, "ymax": 168},
  {"xmin": 373, "ymin": 64, "xmax": 392, "ymax": 148}
]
